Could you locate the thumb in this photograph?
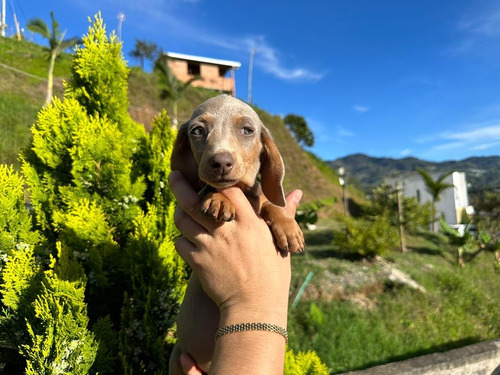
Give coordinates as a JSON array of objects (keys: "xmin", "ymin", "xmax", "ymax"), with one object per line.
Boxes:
[
  {"xmin": 285, "ymin": 190, "xmax": 303, "ymax": 216},
  {"xmin": 180, "ymin": 353, "xmax": 204, "ymax": 375}
]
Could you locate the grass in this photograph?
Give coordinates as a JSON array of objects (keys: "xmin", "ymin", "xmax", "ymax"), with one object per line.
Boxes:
[
  {"xmin": 288, "ymin": 229, "xmax": 500, "ymax": 373},
  {"xmin": 2, "ymin": 28, "xmax": 499, "ymax": 375}
]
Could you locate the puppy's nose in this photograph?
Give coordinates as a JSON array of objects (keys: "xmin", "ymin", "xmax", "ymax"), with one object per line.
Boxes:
[{"xmin": 209, "ymin": 153, "xmax": 234, "ymax": 176}]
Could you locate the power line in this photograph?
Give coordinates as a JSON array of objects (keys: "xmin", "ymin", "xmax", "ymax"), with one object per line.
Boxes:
[
  {"xmin": 0, "ymin": 61, "xmax": 47, "ymax": 81},
  {"xmin": 0, "ymin": 63, "xmax": 47, "ymax": 82}
]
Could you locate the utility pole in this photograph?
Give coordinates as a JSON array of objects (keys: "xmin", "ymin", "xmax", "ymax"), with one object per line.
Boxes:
[
  {"xmin": 12, "ymin": 10, "xmax": 20, "ymax": 40},
  {"xmin": 117, "ymin": 12, "xmax": 126, "ymax": 41},
  {"xmin": 397, "ymin": 179, "xmax": 407, "ymax": 253},
  {"xmin": 248, "ymin": 47, "xmax": 255, "ymax": 104},
  {"xmin": 1, "ymin": 0, "xmax": 7, "ymax": 37},
  {"xmin": 338, "ymin": 167, "xmax": 349, "ymax": 217}
]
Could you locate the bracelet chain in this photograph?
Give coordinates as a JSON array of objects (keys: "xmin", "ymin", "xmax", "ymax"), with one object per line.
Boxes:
[{"xmin": 215, "ymin": 322, "xmax": 288, "ymax": 342}]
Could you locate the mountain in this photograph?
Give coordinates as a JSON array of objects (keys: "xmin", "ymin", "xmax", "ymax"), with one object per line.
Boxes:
[{"xmin": 328, "ymin": 153, "xmax": 500, "ymax": 194}]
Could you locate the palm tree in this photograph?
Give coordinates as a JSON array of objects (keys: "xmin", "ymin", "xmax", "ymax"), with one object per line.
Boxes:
[
  {"xmin": 416, "ymin": 168, "xmax": 454, "ymax": 232},
  {"xmin": 26, "ymin": 12, "xmax": 80, "ymax": 105},
  {"xmin": 129, "ymin": 38, "xmax": 158, "ymax": 70},
  {"xmin": 154, "ymin": 58, "xmax": 199, "ymax": 127}
]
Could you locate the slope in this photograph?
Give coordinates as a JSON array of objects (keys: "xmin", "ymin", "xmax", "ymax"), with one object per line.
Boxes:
[{"xmin": 0, "ymin": 36, "xmax": 341, "ymax": 205}]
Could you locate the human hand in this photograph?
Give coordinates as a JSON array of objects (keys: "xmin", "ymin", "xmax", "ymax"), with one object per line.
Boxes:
[
  {"xmin": 179, "ymin": 353, "xmax": 204, "ymax": 375},
  {"xmin": 169, "ymin": 170, "xmax": 302, "ymax": 327}
]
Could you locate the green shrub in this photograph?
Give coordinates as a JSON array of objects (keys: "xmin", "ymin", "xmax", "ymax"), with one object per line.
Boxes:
[
  {"xmin": 1, "ymin": 13, "xmax": 186, "ymax": 373},
  {"xmin": 368, "ymin": 183, "xmax": 432, "ymax": 234},
  {"xmin": 333, "ymin": 215, "xmax": 399, "ymax": 258},
  {"xmin": 285, "ymin": 347, "xmax": 329, "ymax": 375}
]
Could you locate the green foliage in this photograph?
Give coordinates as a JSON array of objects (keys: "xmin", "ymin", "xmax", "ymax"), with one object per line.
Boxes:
[
  {"xmin": 129, "ymin": 38, "xmax": 159, "ymax": 70},
  {"xmin": 308, "ymin": 302, "xmax": 325, "ymax": 330},
  {"xmin": 0, "ymin": 165, "xmax": 40, "ymax": 267},
  {"xmin": 283, "ymin": 114, "xmax": 315, "ymax": 148},
  {"xmin": 1, "ymin": 13, "xmax": 186, "ymax": 373},
  {"xmin": 284, "ymin": 347, "xmax": 329, "ymax": 375},
  {"xmin": 154, "ymin": 59, "xmax": 200, "ymax": 125},
  {"xmin": 369, "ymin": 183, "xmax": 432, "ymax": 234},
  {"xmin": 26, "ymin": 11, "xmax": 80, "ymax": 104},
  {"xmin": 296, "ymin": 200, "xmax": 325, "ymax": 229},
  {"xmin": 333, "ymin": 215, "xmax": 399, "ymax": 258},
  {"xmin": 416, "ymin": 168, "xmax": 454, "ymax": 232},
  {"xmin": 22, "ymin": 271, "xmax": 97, "ymax": 375},
  {"xmin": 66, "ymin": 13, "xmax": 142, "ymax": 141},
  {"xmin": 472, "ymin": 190, "xmax": 500, "ymax": 240}
]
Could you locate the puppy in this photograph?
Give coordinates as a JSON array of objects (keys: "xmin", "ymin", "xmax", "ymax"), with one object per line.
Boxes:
[{"xmin": 169, "ymin": 94, "xmax": 304, "ymax": 374}]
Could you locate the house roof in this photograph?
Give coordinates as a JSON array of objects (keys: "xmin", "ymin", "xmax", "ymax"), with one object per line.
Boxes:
[{"xmin": 163, "ymin": 51, "xmax": 241, "ymax": 69}]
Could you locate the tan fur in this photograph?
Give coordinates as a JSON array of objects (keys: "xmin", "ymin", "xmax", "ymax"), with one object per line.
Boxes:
[{"xmin": 169, "ymin": 94, "xmax": 304, "ymax": 374}]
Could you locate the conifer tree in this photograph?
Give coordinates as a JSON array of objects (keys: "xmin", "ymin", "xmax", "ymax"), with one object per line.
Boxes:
[
  {"xmin": 0, "ymin": 166, "xmax": 98, "ymax": 373},
  {"xmin": 0, "ymin": 13, "xmax": 186, "ymax": 374}
]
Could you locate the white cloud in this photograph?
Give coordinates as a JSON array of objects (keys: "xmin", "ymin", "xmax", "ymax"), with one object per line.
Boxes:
[
  {"xmin": 337, "ymin": 125, "xmax": 355, "ymax": 137},
  {"xmin": 353, "ymin": 105, "xmax": 369, "ymax": 113},
  {"xmin": 108, "ymin": 1, "xmax": 324, "ymax": 83},
  {"xmin": 201, "ymin": 34, "xmax": 325, "ymax": 82},
  {"xmin": 400, "ymin": 149, "xmax": 411, "ymax": 156},
  {"xmin": 419, "ymin": 121, "xmax": 500, "ymax": 155},
  {"xmin": 448, "ymin": 8, "xmax": 500, "ymax": 55}
]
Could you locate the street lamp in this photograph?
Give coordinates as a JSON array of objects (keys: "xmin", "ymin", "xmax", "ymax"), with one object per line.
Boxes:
[{"xmin": 338, "ymin": 167, "xmax": 348, "ymax": 217}]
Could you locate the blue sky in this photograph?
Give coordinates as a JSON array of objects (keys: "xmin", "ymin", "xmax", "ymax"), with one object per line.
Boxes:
[{"xmin": 8, "ymin": 0, "xmax": 500, "ymax": 162}]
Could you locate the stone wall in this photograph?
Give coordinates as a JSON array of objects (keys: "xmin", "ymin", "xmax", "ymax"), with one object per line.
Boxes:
[{"xmin": 341, "ymin": 339, "xmax": 500, "ymax": 375}]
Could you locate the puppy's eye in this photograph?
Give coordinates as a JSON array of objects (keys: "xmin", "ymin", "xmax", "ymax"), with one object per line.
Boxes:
[
  {"xmin": 190, "ymin": 126, "xmax": 206, "ymax": 137},
  {"xmin": 241, "ymin": 127, "xmax": 254, "ymax": 136}
]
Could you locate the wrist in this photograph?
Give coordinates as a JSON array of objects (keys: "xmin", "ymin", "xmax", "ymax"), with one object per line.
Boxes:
[{"xmin": 219, "ymin": 301, "xmax": 288, "ymax": 329}]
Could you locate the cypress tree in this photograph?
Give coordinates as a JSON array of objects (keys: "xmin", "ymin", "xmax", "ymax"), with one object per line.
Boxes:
[{"xmin": 1, "ymin": 13, "xmax": 186, "ymax": 373}]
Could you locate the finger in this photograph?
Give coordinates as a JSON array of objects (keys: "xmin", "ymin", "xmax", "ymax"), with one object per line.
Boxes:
[
  {"xmin": 169, "ymin": 170, "xmax": 219, "ymax": 232},
  {"xmin": 285, "ymin": 189, "xmax": 303, "ymax": 216},
  {"xmin": 174, "ymin": 236, "xmax": 199, "ymax": 269},
  {"xmin": 179, "ymin": 353, "xmax": 205, "ymax": 375},
  {"xmin": 174, "ymin": 205, "xmax": 208, "ymax": 243},
  {"xmin": 219, "ymin": 186, "xmax": 258, "ymax": 220}
]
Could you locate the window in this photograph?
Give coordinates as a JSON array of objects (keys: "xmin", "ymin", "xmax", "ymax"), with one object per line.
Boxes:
[
  {"xmin": 188, "ymin": 62, "xmax": 200, "ymax": 76},
  {"xmin": 219, "ymin": 66, "xmax": 230, "ymax": 77}
]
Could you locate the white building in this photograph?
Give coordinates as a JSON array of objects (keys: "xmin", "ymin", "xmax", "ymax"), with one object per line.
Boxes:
[{"xmin": 387, "ymin": 171, "xmax": 473, "ymax": 225}]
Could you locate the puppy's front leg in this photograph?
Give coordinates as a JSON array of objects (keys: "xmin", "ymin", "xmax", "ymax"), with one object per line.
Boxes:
[
  {"xmin": 261, "ymin": 201, "xmax": 305, "ymax": 253},
  {"xmin": 200, "ymin": 190, "xmax": 236, "ymax": 222}
]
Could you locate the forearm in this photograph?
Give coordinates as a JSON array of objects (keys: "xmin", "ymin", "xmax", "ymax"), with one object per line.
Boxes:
[
  {"xmin": 210, "ymin": 326, "xmax": 287, "ymax": 374},
  {"xmin": 209, "ymin": 305, "xmax": 288, "ymax": 374}
]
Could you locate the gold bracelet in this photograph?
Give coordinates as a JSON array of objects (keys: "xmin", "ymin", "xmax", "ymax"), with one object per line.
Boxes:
[{"xmin": 215, "ymin": 323, "xmax": 288, "ymax": 342}]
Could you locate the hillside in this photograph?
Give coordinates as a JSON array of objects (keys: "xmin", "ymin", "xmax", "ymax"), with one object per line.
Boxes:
[
  {"xmin": 0, "ymin": 36, "xmax": 342, "ymax": 205},
  {"xmin": 328, "ymin": 153, "xmax": 500, "ymax": 194}
]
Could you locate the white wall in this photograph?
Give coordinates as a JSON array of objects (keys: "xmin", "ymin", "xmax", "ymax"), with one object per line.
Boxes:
[{"xmin": 386, "ymin": 172, "xmax": 469, "ymax": 225}]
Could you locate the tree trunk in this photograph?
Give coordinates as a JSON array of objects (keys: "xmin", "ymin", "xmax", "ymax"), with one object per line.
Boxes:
[
  {"xmin": 432, "ymin": 200, "xmax": 437, "ymax": 233},
  {"xmin": 45, "ymin": 51, "xmax": 57, "ymax": 105},
  {"xmin": 172, "ymin": 100, "xmax": 179, "ymax": 128}
]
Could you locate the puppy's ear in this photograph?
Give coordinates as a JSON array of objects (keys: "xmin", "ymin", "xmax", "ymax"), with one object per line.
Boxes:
[
  {"xmin": 171, "ymin": 122, "xmax": 201, "ymax": 190},
  {"xmin": 260, "ymin": 127, "xmax": 286, "ymax": 207}
]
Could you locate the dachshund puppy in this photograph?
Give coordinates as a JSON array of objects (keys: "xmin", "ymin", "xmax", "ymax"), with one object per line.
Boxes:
[{"xmin": 169, "ymin": 94, "xmax": 304, "ymax": 374}]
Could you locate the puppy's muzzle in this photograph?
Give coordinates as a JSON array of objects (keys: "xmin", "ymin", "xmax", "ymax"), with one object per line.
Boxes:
[{"xmin": 209, "ymin": 152, "xmax": 235, "ymax": 177}]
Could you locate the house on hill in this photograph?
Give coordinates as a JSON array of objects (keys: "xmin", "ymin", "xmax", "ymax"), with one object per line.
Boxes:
[
  {"xmin": 161, "ymin": 52, "xmax": 241, "ymax": 96},
  {"xmin": 386, "ymin": 171, "xmax": 474, "ymax": 226}
]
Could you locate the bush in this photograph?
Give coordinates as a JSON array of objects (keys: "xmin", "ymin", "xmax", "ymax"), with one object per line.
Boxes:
[
  {"xmin": 368, "ymin": 183, "xmax": 432, "ymax": 234},
  {"xmin": 332, "ymin": 215, "xmax": 399, "ymax": 258},
  {"xmin": 285, "ymin": 347, "xmax": 329, "ymax": 375},
  {"xmin": 1, "ymin": 14, "xmax": 186, "ymax": 373}
]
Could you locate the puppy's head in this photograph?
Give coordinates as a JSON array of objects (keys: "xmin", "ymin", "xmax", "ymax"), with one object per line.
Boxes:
[{"xmin": 171, "ymin": 95, "xmax": 286, "ymax": 207}]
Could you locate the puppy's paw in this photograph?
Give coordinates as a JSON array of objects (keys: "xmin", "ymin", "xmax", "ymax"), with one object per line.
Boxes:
[
  {"xmin": 261, "ymin": 203, "xmax": 305, "ymax": 253},
  {"xmin": 201, "ymin": 192, "xmax": 236, "ymax": 222},
  {"xmin": 270, "ymin": 217, "xmax": 305, "ymax": 253}
]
